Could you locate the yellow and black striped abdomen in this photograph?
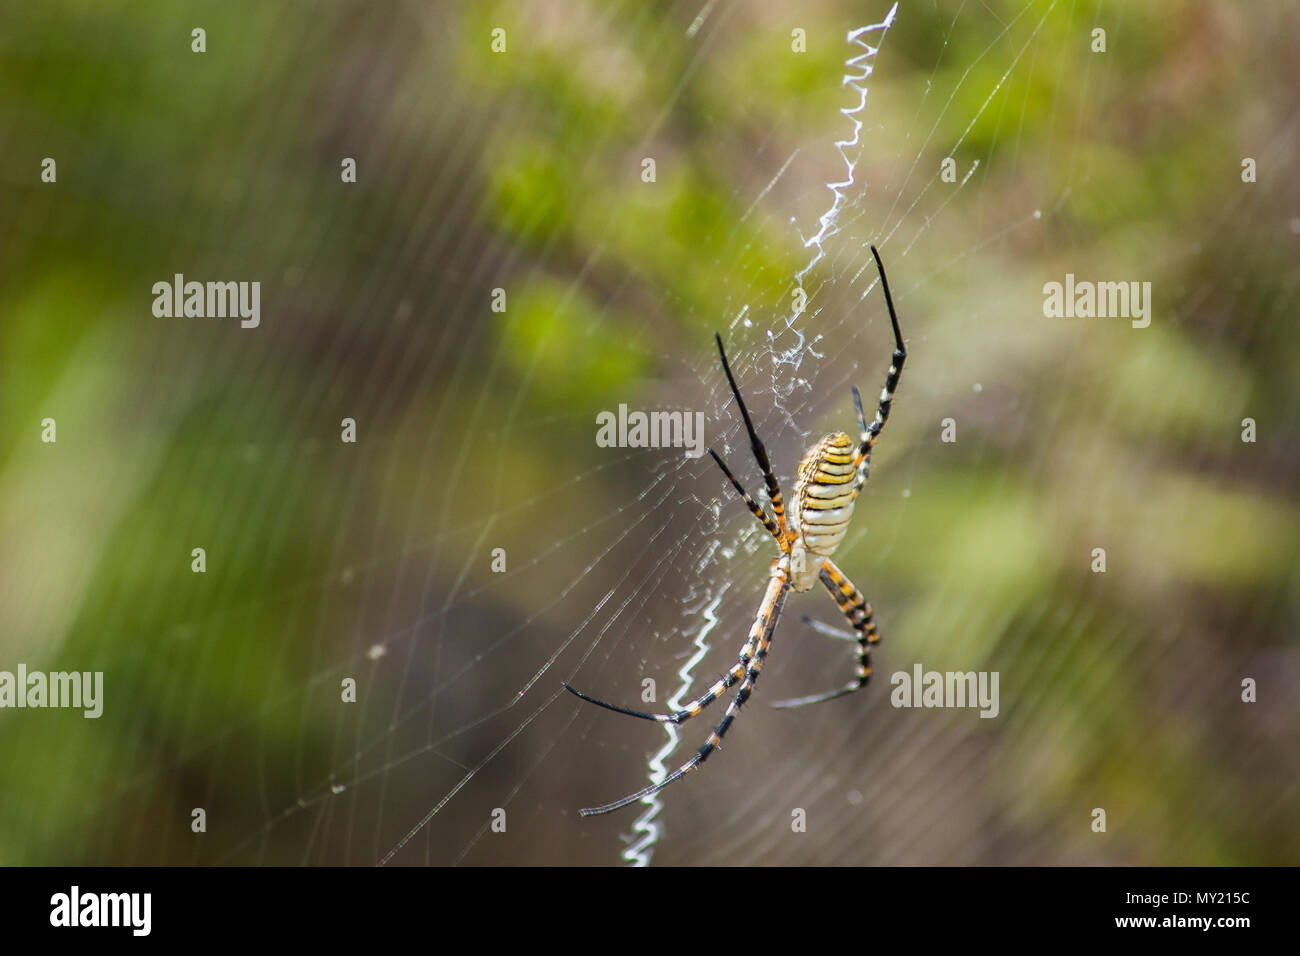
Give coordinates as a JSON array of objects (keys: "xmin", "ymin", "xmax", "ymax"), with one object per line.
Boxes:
[{"xmin": 792, "ymin": 431, "xmax": 857, "ymax": 558}]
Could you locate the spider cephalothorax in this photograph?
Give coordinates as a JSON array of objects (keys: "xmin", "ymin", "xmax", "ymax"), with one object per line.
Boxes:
[{"xmin": 566, "ymin": 245, "xmax": 907, "ymax": 816}]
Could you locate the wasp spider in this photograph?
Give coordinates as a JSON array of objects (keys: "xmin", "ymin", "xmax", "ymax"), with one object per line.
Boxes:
[{"xmin": 566, "ymin": 245, "xmax": 907, "ymax": 816}]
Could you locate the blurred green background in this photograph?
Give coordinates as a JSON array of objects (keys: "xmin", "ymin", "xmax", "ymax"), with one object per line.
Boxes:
[{"xmin": 0, "ymin": 0, "xmax": 1296, "ymax": 865}]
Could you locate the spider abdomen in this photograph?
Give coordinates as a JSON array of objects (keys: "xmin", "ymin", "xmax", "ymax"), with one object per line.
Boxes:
[{"xmin": 790, "ymin": 432, "xmax": 858, "ymax": 587}]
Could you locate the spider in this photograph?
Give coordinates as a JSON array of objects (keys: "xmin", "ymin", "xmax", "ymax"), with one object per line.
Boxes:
[{"xmin": 566, "ymin": 245, "xmax": 906, "ymax": 816}]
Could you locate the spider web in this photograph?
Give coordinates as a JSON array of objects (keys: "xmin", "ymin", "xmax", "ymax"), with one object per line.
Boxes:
[{"xmin": 6, "ymin": 0, "xmax": 1298, "ymax": 868}]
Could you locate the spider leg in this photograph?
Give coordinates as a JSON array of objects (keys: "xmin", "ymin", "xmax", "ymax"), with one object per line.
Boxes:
[
  {"xmin": 566, "ymin": 373, "xmax": 789, "ymax": 726},
  {"xmin": 800, "ymin": 614, "xmax": 858, "ymax": 642},
  {"xmin": 853, "ymin": 245, "xmax": 907, "ymax": 497},
  {"xmin": 771, "ymin": 558, "xmax": 878, "ymax": 710},
  {"xmin": 708, "ymin": 448, "xmax": 784, "ymax": 545},
  {"xmin": 577, "ymin": 565, "xmax": 791, "ymax": 816},
  {"xmin": 564, "ymin": 628, "xmax": 758, "ymax": 726},
  {"xmin": 715, "ymin": 333, "xmax": 791, "ymax": 540}
]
